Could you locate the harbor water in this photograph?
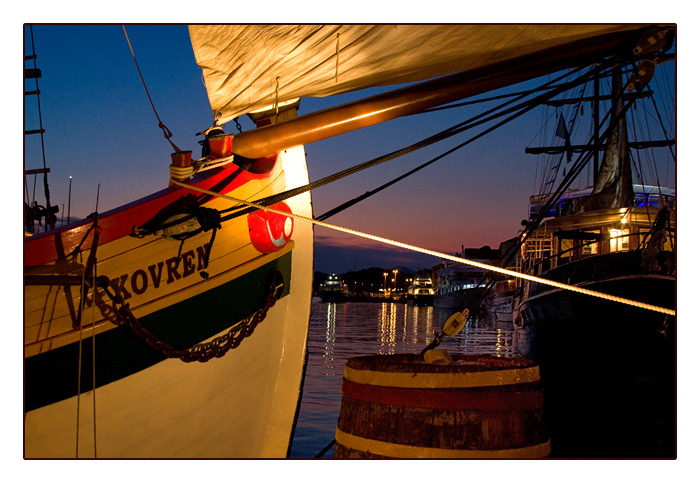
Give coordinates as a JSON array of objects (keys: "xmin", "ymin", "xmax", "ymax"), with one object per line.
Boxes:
[{"xmin": 289, "ymin": 299, "xmax": 517, "ymax": 458}]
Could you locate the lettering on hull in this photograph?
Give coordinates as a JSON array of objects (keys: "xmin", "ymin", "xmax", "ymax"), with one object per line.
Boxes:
[{"xmin": 85, "ymin": 243, "xmax": 210, "ymax": 309}]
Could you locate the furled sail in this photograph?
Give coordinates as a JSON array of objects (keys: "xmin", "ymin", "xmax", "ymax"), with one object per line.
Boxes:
[
  {"xmin": 592, "ymin": 69, "xmax": 634, "ymax": 208},
  {"xmin": 189, "ymin": 24, "xmax": 650, "ymax": 124}
]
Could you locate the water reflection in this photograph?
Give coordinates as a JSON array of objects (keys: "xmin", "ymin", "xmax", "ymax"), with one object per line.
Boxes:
[
  {"xmin": 457, "ymin": 323, "xmax": 518, "ymax": 358},
  {"xmin": 290, "ymin": 300, "xmax": 516, "ymax": 458},
  {"xmin": 323, "ymin": 303, "xmax": 336, "ymax": 374},
  {"xmin": 378, "ymin": 303, "xmax": 397, "ymax": 354}
]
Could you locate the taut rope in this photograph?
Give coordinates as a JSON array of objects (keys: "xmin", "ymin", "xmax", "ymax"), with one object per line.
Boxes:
[{"xmin": 169, "ymin": 179, "xmax": 676, "ymax": 317}]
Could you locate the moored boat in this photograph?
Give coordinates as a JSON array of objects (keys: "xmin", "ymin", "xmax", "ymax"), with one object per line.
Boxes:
[
  {"xmin": 319, "ymin": 273, "xmax": 347, "ymax": 302},
  {"xmin": 482, "ymin": 279, "xmax": 517, "ymax": 327},
  {"xmin": 433, "ymin": 246, "xmax": 500, "ymax": 311},
  {"xmin": 407, "ymin": 276, "xmax": 434, "ymax": 306},
  {"xmin": 511, "ymin": 44, "xmax": 676, "ymax": 456}
]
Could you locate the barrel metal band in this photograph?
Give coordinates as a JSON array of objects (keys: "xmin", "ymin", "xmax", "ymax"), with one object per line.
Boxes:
[
  {"xmin": 343, "ymin": 365, "xmax": 541, "ymax": 389},
  {"xmin": 341, "ymin": 378, "xmax": 544, "ymax": 411},
  {"xmin": 334, "ymin": 428, "xmax": 551, "ymax": 459}
]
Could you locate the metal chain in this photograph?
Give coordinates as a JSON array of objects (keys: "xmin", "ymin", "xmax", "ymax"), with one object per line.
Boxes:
[{"xmin": 95, "ymin": 271, "xmax": 283, "ymax": 363}]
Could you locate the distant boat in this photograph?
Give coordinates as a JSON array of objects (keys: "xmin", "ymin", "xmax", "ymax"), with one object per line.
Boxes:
[
  {"xmin": 433, "ymin": 246, "xmax": 499, "ymax": 312},
  {"xmin": 407, "ymin": 276, "xmax": 434, "ymax": 306},
  {"xmin": 319, "ymin": 273, "xmax": 347, "ymax": 302}
]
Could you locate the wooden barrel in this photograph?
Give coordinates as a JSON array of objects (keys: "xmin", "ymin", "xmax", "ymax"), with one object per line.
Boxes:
[{"xmin": 334, "ymin": 353, "xmax": 550, "ymax": 459}]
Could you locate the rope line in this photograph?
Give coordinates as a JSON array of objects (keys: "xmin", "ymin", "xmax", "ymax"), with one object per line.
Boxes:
[
  {"xmin": 169, "ymin": 179, "xmax": 675, "ymax": 317},
  {"xmin": 218, "ymin": 63, "xmax": 602, "ymax": 225},
  {"xmin": 122, "ymin": 26, "xmax": 181, "ymax": 153},
  {"xmin": 75, "ymin": 267, "xmax": 86, "ymax": 458},
  {"xmin": 91, "ymin": 263, "xmax": 98, "ymax": 458},
  {"xmin": 169, "ymin": 154, "xmax": 235, "ymax": 181}
]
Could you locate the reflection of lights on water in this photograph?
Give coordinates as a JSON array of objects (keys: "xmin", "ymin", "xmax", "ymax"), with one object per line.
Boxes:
[
  {"xmin": 455, "ymin": 321, "xmax": 516, "ymax": 357},
  {"xmin": 407, "ymin": 305, "xmax": 436, "ymax": 345},
  {"xmin": 366, "ymin": 303, "xmax": 516, "ymax": 356},
  {"xmin": 410, "ymin": 306, "xmax": 419, "ymax": 344},
  {"xmin": 402, "ymin": 306, "xmax": 409, "ymax": 345},
  {"xmin": 324, "ymin": 303, "xmax": 337, "ymax": 372},
  {"xmin": 379, "ymin": 303, "xmax": 397, "ymax": 354},
  {"xmin": 424, "ymin": 306, "xmax": 434, "ymax": 345}
]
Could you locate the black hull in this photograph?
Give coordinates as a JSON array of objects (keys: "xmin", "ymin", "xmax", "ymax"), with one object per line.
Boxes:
[
  {"xmin": 320, "ymin": 292, "xmax": 346, "ymax": 303},
  {"xmin": 516, "ymin": 273, "xmax": 676, "ymax": 457},
  {"xmin": 407, "ymin": 295, "xmax": 433, "ymax": 307},
  {"xmin": 433, "ymin": 287, "xmax": 486, "ymax": 312}
]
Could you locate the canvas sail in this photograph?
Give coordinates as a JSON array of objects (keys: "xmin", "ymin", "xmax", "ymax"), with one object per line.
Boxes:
[{"xmin": 189, "ymin": 24, "xmax": 650, "ymax": 124}]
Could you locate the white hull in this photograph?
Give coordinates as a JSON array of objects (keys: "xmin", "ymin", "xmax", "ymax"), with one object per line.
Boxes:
[{"xmin": 24, "ymin": 146, "xmax": 314, "ymax": 458}]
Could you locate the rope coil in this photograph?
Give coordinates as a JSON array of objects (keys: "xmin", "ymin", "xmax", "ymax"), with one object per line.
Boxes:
[{"xmin": 170, "ymin": 154, "xmax": 235, "ymax": 181}]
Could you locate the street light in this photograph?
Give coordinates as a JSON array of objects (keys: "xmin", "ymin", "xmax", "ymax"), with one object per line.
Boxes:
[
  {"xmin": 67, "ymin": 176, "xmax": 72, "ymax": 224},
  {"xmin": 392, "ymin": 269, "xmax": 398, "ymax": 291},
  {"xmin": 383, "ymin": 272, "xmax": 388, "ymax": 291}
]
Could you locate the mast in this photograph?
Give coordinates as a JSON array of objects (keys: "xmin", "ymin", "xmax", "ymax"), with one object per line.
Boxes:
[
  {"xmin": 525, "ymin": 60, "xmax": 674, "ymax": 211},
  {"xmin": 593, "ymin": 72, "xmax": 600, "ymax": 184}
]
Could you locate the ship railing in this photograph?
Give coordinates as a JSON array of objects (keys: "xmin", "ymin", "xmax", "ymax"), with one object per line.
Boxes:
[{"xmin": 520, "ymin": 227, "xmax": 674, "ymax": 278}]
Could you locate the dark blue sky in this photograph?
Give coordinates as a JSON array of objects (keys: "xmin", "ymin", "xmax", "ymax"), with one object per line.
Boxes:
[{"xmin": 22, "ymin": 24, "xmax": 677, "ymax": 275}]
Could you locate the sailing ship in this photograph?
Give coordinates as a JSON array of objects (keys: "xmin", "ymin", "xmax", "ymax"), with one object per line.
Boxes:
[
  {"xmin": 24, "ymin": 26, "xmax": 315, "ymax": 459},
  {"xmin": 512, "ymin": 50, "xmax": 676, "ymax": 456},
  {"xmin": 24, "ymin": 24, "xmax": 675, "ymax": 458}
]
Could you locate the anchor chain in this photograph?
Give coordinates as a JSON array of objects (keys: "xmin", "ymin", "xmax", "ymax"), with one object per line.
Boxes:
[{"xmin": 94, "ymin": 269, "xmax": 285, "ymax": 363}]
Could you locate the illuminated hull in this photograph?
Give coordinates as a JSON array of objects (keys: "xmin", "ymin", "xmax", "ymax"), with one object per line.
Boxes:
[
  {"xmin": 24, "ymin": 146, "xmax": 314, "ymax": 458},
  {"xmin": 515, "ymin": 252, "xmax": 675, "ymax": 457}
]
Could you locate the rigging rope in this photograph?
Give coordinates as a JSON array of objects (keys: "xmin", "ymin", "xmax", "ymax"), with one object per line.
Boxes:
[
  {"xmin": 75, "ymin": 266, "xmax": 86, "ymax": 458},
  {"xmin": 215, "ymin": 64, "xmax": 600, "ymax": 226},
  {"xmin": 90, "ymin": 262, "xmax": 98, "ymax": 458},
  {"xmin": 122, "ymin": 26, "xmax": 182, "ymax": 153},
  {"xmin": 169, "ymin": 179, "xmax": 675, "ymax": 317},
  {"xmin": 144, "ymin": 73, "xmax": 577, "ymax": 238},
  {"xmin": 317, "ymin": 68, "xmax": 595, "ymax": 221}
]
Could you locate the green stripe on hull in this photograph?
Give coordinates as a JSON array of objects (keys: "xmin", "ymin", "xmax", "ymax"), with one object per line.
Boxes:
[{"xmin": 25, "ymin": 252, "xmax": 292, "ymax": 412}]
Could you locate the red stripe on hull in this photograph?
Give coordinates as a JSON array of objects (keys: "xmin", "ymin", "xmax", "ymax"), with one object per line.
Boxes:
[{"xmin": 24, "ymin": 156, "xmax": 278, "ymax": 267}]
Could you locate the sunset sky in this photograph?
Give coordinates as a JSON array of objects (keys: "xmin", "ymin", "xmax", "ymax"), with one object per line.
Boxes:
[{"xmin": 22, "ymin": 23, "xmax": 677, "ymax": 273}]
